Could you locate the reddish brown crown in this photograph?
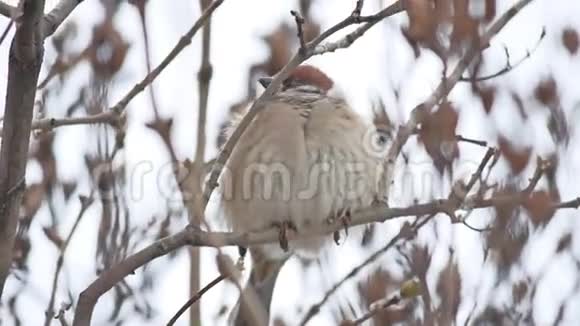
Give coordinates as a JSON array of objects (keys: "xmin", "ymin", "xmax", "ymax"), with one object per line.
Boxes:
[{"xmin": 286, "ymin": 65, "xmax": 334, "ymax": 92}]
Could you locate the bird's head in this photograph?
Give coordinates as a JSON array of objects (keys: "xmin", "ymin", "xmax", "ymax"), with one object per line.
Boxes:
[{"xmin": 259, "ymin": 65, "xmax": 335, "ymax": 94}]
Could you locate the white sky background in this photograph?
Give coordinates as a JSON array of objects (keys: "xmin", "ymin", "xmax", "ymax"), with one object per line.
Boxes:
[{"xmin": 0, "ymin": 0, "xmax": 580, "ymax": 325}]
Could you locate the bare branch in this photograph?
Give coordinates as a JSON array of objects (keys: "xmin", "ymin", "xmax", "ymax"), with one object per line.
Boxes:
[
  {"xmin": 0, "ymin": 1, "xmax": 16, "ymax": 19},
  {"xmin": 188, "ymin": 0, "xmax": 215, "ymax": 324},
  {"xmin": 460, "ymin": 27, "xmax": 546, "ymax": 82},
  {"xmin": 554, "ymin": 197, "xmax": 580, "ymax": 209},
  {"xmin": 448, "ymin": 148, "xmax": 496, "ymax": 211},
  {"xmin": 0, "ymin": 19, "xmax": 13, "ymax": 47},
  {"xmin": 42, "ymin": 0, "xmax": 84, "ymax": 38},
  {"xmin": 456, "ymin": 135, "xmax": 488, "ymax": 147},
  {"xmin": 109, "ymin": 0, "xmax": 224, "ymax": 115},
  {"xmin": 290, "ymin": 10, "xmax": 306, "ymax": 54},
  {"xmin": 351, "ymin": 0, "xmax": 364, "ymax": 18},
  {"xmin": 136, "ymin": 0, "xmax": 162, "ymax": 119},
  {"xmin": 38, "ymin": 111, "xmax": 120, "ymax": 130},
  {"xmin": 0, "ymin": 111, "xmax": 122, "ymax": 137},
  {"xmin": 44, "ymin": 195, "xmax": 94, "ymax": 326},
  {"xmin": 54, "ymin": 302, "xmax": 72, "ymax": 326},
  {"xmin": 167, "ymin": 274, "xmax": 226, "ymax": 326},
  {"xmin": 311, "ymin": 1, "xmax": 405, "ymax": 55},
  {"xmin": 349, "ymin": 291, "xmax": 402, "ymax": 325},
  {"xmin": 523, "ymin": 157, "xmax": 549, "ymax": 194}
]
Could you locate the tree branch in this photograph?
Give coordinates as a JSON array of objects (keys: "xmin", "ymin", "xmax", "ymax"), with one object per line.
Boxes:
[
  {"xmin": 42, "ymin": 0, "xmax": 84, "ymax": 38},
  {"xmin": 188, "ymin": 0, "xmax": 214, "ymax": 324},
  {"xmin": 311, "ymin": 1, "xmax": 405, "ymax": 55},
  {"xmin": 0, "ymin": 109, "xmax": 121, "ymax": 137},
  {"xmin": 72, "ymin": 184, "xmax": 580, "ymax": 326},
  {"xmin": 0, "ymin": 0, "xmax": 46, "ymax": 298},
  {"xmin": 290, "ymin": 10, "xmax": 306, "ymax": 54},
  {"xmin": 0, "ymin": 1, "xmax": 16, "ymax": 19}
]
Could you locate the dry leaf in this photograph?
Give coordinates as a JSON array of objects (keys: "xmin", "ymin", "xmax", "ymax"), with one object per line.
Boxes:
[
  {"xmin": 512, "ymin": 280, "xmax": 528, "ymax": 304},
  {"xmin": 523, "ymin": 191, "xmax": 556, "ymax": 226},
  {"xmin": 498, "ymin": 137, "xmax": 531, "ymax": 174},
  {"xmin": 88, "ymin": 20, "xmax": 129, "ymax": 78},
  {"xmin": 475, "ymin": 86, "xmax": 495, "ymax": 113},
  {"xmin": 450, "ymin": 0, "xmax": 479, "ymax": 48},
  {"xmin": 43, "ymin": 226, "xmax": 64, "ymax": 249},
  {"xmin": 436, "ymin": 257, "xmax": 461, "ymax": 325},
  {"xmin": 562, "ymin": 28, "xmax": 579, "ymax": 55},
  {"xmin": 419, "ymin": 102, "xmax": 459, "ymax": 173},
  {"xmin": 483, "ymin": 0, "xmax": 497, "ymax": 22},
  {"xmin": 534, "ymin": 77, "xmax": 558, "ymax": 107},
  {"xmin": 21, "ymin": 183, "xmax": 45, "ymax": 218}
]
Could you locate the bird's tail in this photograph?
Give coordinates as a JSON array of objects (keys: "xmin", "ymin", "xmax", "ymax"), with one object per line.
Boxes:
[{"xmin": 230, "ymin": 250, "xmax": 289, "ymax": 326}]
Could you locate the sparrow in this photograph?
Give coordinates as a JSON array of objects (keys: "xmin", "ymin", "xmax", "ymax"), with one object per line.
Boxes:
[{"xmin": 220, "ymin": 65, "xmax": 392, "ymax": 325}]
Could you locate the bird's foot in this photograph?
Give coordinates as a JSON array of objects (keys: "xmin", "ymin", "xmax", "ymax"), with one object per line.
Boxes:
[
  {"xmin": 329, "ymin": 207, "xmax": 352, "ymax": 245},
  {"xmin": 372, "ymin": 194, "xmax": 389, "ymax": 207},
  {"xmin": 272, "ymin": 220, "xmax": 297, "ymax": 252}
]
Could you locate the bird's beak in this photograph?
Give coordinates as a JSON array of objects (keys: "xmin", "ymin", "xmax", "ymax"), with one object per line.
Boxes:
[{"xmin": 259, "ymin": 77, "xmax": 273, "ymax": 88}]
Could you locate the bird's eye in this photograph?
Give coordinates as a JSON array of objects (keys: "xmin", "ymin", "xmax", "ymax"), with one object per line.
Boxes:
[
  {"xmin": 373, "ymin": 130, "xmax": 391, "ymax": 148},
  {"xmin": 363, "ymin": 128, "xmax": 392, "ymax": 158}
]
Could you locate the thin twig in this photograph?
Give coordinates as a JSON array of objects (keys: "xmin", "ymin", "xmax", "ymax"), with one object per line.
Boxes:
[
  {"xmin": 34, "ymin": 111, "xmax": 120, "ymax": 130},
  {"xmin": 460, "ymin": 27, "xmax": 546, "ymax": 82},
  {"xmin": 44, "ymin": 195, "xmax": 94, "ymax": 326},
  {"xmin": 167, "ymin": 274, "xmax": 226, "ymax": 326},
  {"xmin": 350, "ymin": 294, "xmax": 401, "ymax": 325},
  {"xmin": 523, "ymin": 157, "xmax": 548, "ymax": 194},
  {"xmin": 187, "ymin": 0, "xmax": 215, "ymax": 324},
  {"xmin": 456, "ymin": 135, "xmax": 488, "ymax": 147},
  {"xmin": 0, "ymin": 19, "xmax": 13, "ymax": 46},
  {"xmin": 554, "ymin": 197, "xmax": 580, "ymax": 209},
  {"xmin": 109, "ymin": 0, "xmax": 224, "ymax": 115},
  {"xmin": 290, "ymin": 10, "xmax": 306, "ymax": 53},
  {"xmin": 137, "ymin": 0, "xmax": 161, "ymax": 119},
  {"xmin": 449, "ymin": 147, "xmax": 496, "ymax": 210},
  {"xmin": 53, "ymin": 302, "xmax": 72, "ymax": 326},
  {"xmin": 461, "ymin": 219, "xmax": 493, "ymax": 232},
  {"xmin": 311, "ymin": 1, "xmax": 404, "ymax": 55}
]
